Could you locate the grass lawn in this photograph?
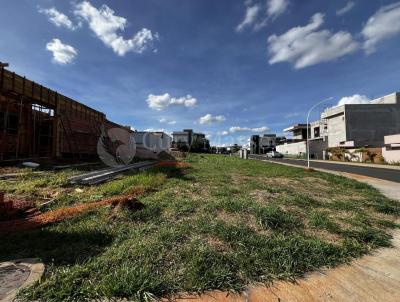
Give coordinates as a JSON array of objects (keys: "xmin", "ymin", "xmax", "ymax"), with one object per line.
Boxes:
[{"xmin": 1, "ymin": 154, "xmax": 399, "ymax": 301}]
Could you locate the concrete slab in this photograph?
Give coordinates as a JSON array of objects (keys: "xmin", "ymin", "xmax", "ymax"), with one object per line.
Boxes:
[{"xmin": 0, "ymin": 259, "xmax": 44, "ymax": 302}]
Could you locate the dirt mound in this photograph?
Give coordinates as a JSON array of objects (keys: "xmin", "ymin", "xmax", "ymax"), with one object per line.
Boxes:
[
  {"xmin": 170, "ymin": 150, "xmax": 187, "ymax": 159},
  {"xmin": 0, "ymin": 194, "xmax": 144, "ymax": 235},
  {"xmin": 111, "ymin": 196, "xmax": 144, "ymax": 216},
  {"xmin": 0, "ymin": 196, "xmax": 38, "ymax": 222},
  {"xmin": 157, "ymin": 151, "xmax": 176, "ymax": 160}
]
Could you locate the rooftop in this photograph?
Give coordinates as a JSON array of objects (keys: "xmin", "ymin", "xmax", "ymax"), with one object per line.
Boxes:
[
  {"xmin": 322, "ymin": 92, "xmax": 400, "ymax": 119},
  {"xmin": 283, "ymin": 124, "xmax": 309, "ymax": 132}
]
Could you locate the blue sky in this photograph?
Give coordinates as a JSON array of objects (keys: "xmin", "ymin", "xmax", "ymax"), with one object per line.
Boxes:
[{"xmin": 1, "ymin": 0, "xmax": 400, "ymax": 146}]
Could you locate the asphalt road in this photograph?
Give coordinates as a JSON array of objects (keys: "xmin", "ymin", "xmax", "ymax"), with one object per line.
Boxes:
[{"xmin": 249, "ymin": 155, "xmax": 400, "ymax": 183}]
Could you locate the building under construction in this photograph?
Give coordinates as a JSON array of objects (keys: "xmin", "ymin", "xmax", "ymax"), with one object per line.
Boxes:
[{"xmin": 0, "ymin": 66, "xmax": 130, "ymax": 163}]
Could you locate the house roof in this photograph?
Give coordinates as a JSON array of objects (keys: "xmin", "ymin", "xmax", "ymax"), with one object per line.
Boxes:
[{"xmin": 283, "ymin": 124, "xmax": 309, "ymax": 132}]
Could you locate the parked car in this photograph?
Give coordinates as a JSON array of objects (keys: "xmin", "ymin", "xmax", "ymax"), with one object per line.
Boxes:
[{"xmin": 266, "ymin": 151, "xmax": 283, "ymax": 158}]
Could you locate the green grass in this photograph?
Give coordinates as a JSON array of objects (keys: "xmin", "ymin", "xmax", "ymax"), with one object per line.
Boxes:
[{"xmin": 0, "ymin": 154, "xmax": 399, "ymax": 302}]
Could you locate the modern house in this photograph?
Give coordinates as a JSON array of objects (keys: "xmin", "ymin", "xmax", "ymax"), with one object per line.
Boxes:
[
  {"xmin": 283, "ymin": 124, "xmax": 309, "ymax": 141},
  {"xmin": 250, "ymin": 134, "xmax": 285, "ymax": 154},
  {"xmin": 172, "ymin": 129, "xmax": 209, "ymax": 151},
  {"xmin": 276, "ymin": 124, "xmax": 328, "ymax": 158},
  {"xmin": 133, "ymin": 131, "xmax": 171, "ymax": 155},
  {"xmin": 382, "ymin": 134, "xmax": 400, "ymax": 163},
  {"xmin": 172, "ymin": 129, "xmax": 194, "ymax": 146},
  {"xmin": 277, "ymin": 92, "xmax": 400, "ymax": 161},
  {"xmin": 321, "ymin": 92, "xmax": 400, "ymax": 148}
]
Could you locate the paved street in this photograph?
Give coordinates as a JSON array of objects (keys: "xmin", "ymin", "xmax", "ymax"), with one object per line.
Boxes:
[{"xmin": 249, "ymin": 155, "xmax": 400, "ymax": 183}]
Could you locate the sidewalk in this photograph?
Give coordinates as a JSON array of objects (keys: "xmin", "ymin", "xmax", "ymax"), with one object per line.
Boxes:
[{"xmin": 290, "ymin": 158, "xmax": 400, "ymax": 171}]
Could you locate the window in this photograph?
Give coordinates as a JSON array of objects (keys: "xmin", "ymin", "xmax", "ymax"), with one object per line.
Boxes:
[
  {"xmin": 0, "ymin": 112, "xmax": 18, "ymax": 134},
  {"xmin": 314, "ymin": 127, "xmax": 320, "ymax": 138},
  {"xmin": 7, "ymin": 114, "xmax": 18, "ymax": 134}
]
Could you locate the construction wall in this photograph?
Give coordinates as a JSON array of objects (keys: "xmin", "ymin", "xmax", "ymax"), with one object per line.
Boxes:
[
  {"xmin": 276, "ymin": 140, "xmax": 327, "ymax": 159},
  {"xmin": 277, "ymin": 141, "xmax": 307, "ymax": 156},
  {"xmin": 0, "ymin": 67, "xmax": 128, "ymax": 162},
  {"xmin": 345, "ymin": 103, "xmax": 400, "ymax": 147},
  {"xmin": 0, "ymin": 93, "xmax": 38, "ymax": 160}
]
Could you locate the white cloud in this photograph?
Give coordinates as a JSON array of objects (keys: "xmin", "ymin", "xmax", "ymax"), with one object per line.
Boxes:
[
  {"xmin": 217, "ymin": 131, "xmax": 229, "ymax": 136},
  {"xmin": 267, "ymin": 0, "xmax": 290, "ymax": 19},
  {"xmin": 336, "ymin": 1, "xmax": 355, "ymax": 16},
  {"xmin": 337, "ymin": 94, "xmax": 371, "ymax": 106},
  {"xmin": 159, "ymin": 118, "xmax": 176, "ymax": 125},
  {"xmin": 362, "ymin": 2, "xmax": 400, "ymax": 54},
  {"xmin": 252, "ymin": 126, "xmax": 269, "ymax": 132},
  {"xmin": 39, "ymin": 7, "xmax": 78, "ymax": 30},
  {"xmin": 46, "ymin": 39, "xmax": 77, "ymax": 64},
  {"xmin": 229, "ymin": 126, "xmax": 269, "ymax": 133},
  {"xmin": 74, "ymin": 1, "xmax": 158, "ymax": 56},
  {"xmin": 147, "ymin": 93, "xmax": 197, "ymax": 110},
  {"xmin": 267, "ymin": 13, "xmax": 359, "ymax": 69},
  {"xmin": 199, "ymin": 114, "xmax": 226, "ymax": 125},
  {"xmin": 143, "ymin": 128, "xmax": 171, "ymax": 135},
  {"xmin": 236, "ymin": 4, "xmax": 261, "ymax": 32},
  {"xmin": 237, "ymin": 0, "xmax": 289, "ymax": 31}
]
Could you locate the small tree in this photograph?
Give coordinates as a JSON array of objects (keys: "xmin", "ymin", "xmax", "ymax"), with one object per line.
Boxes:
[
  {"xmin": 326, "ymin": 147, "xmax": 347, "ymax": 161},
  {"xmin": 355, "ymin": 147, "xmax": 376, "ymax": 163}
]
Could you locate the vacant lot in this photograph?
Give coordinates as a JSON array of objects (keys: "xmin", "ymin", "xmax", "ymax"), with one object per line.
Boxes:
[{"xmin": 1, "ymin": 154, "xmax": 399, "ymax": 301}]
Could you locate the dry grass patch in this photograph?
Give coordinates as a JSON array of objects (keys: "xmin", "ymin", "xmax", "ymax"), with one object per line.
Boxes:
[
  {"xmin": 259, "ymin": 177, "xmax": 334, "ymax": 197},
  {"xmin": 206, "ymin": 235, "xmax": 232, "ymax": 253},
  {"xmin": 216, "ymin": 210, "xmax": 269, "ymax": 235},
  {"xmin": 304, "ymin": 227, "xmax": 344, "ymax": 244},
  {"xmin": 249, "ymin": 189, "xmax": 285, "ymax": 205}
]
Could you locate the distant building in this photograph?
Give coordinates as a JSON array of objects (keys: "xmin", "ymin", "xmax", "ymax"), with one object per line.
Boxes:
[
  {"xmin": 283, "ymin": 124, "xmax": 309, "ymax": 141},
  {"xmin": 133, "ymin": 131, "xmax": 171, "ymax": 158},
  {"xmin": 172, "ymin": 129, "xmax": 193, "ymax": 146},
  {"xmin": 172, "ymin": 129, "xmax": 210, "ymax": 152},
  {"xmin": 211, "ymin": 146, "xmax": 228, "ymax": 154},
  {"xmin": 250, "ymin": 134, "xmax": 285, "ymax": 154},
  {"xmin": 229, "ymin": 144, "xmax": 242, "ymax": 154},
  {"xmin": 277, "ymin": 121, "xmax": 330, "ymax": 159}
]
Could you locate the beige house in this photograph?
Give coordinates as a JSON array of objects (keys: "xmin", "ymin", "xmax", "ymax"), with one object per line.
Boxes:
[{"xmin": 382, "ymin": 134, "xmax": 400, "ymax": 163}]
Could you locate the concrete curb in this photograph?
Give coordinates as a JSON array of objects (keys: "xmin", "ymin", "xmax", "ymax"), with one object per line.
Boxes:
[
  {"xmin": 286, "ymin": 158, "xmax": 400, "ymax": 171},
  {"xmin": 0, "ymin": 258, "xmax": 45, "ymax": 302}
]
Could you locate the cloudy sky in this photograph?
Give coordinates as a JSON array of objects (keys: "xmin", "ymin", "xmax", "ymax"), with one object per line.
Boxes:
[{"xmin": 1, "ymin": 0, "xmax": 400, "ymax": 146}]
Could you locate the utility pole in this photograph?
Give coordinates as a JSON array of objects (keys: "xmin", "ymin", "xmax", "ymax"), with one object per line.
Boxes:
[
  {"xmin": 0, "ymin": 62, "xmax": 9, "ymax": 68},
  {"xmin": 306, "ymin": 97, "xmax": 333, "ymax": 169}
]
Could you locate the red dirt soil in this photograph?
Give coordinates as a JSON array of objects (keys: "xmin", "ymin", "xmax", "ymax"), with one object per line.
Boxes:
[{"xmin": 0, "ymin": 194, "xmax": 141, "ymax": 235}]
